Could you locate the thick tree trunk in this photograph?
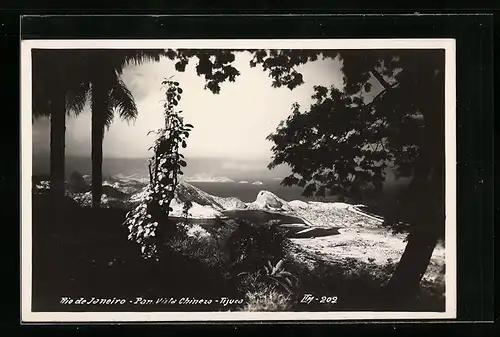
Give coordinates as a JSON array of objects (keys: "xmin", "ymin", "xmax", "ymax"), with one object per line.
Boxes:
[
  {"xmin": 384, "ymin": 149, "xmax": 444, "ymax": 308},
  {"xmin": 383, "ymin": 65, "xmax": 445, "ymax": 309},
  {"xmin": 91, "ymin": 80, "xmax": 106, "ymax": 209},
  {"xmin": 384, "ymin": 224, "xmax": 440, "ymax": 308},
  {"xmin": 49, "ymin": 86, "xmax": 66, "ymax": 208}
]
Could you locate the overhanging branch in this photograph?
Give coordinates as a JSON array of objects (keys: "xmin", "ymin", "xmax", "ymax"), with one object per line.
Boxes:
[
  {"xmin": 370, "ymin": 69, "xmax": 392, "ymax": 91},
  {"xmin": 362, "ymin": 70, "xmax": 399, "ymax": 112}
]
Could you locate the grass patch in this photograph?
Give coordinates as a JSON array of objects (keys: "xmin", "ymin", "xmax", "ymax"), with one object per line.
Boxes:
[{"xmin": 240, "ymin": 283, "xmax": 292, "ymax": 311}]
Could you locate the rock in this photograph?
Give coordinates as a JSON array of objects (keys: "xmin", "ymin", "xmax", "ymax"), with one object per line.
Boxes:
[
  {"xmin": 127, "ymin": 180, "xmax": 246, "ymax": 219},
  {"xmin": 175, "ymin": 180, "xmax": 225, "ymax": 210},
  {"xmin": 102, "ymin": 185, "xmax": 127, "ymax": 200},
  {"xmin": 168, "ymin": 198, "xmax": 223, "ymax": 219},
  {"xmin": 68, "ymin": 170, "xmax": 89, "ymax": 193},
  {"xmin": 82, "ymin": 174, "xmax": 92, "ymax": 186},
  {"xmin": 250, "ymin": 190, "xmax": 293, "ymax": 212},
  {"xmin": 214, "ymin": 196, "xmax": 247, "ymax": 210}
]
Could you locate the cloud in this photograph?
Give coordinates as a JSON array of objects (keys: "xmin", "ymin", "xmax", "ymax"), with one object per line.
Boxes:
[{"xmin": 32, "ymin": 51, "xmax": 344, "ymax": 160}]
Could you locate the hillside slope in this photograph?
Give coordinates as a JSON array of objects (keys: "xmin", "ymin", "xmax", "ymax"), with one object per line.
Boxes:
[{"xmin": 35, "ymin": 174, "xmax": 446, "ymax": 293}]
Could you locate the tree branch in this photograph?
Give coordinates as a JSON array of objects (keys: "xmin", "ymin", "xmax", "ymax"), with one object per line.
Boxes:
[
  {"xmin": 361, "ymin": 73, "xmax": 400, "ymax": 113},
  {"xmin": 370, "ymin": 68, "xmax": 392, "ymax": 91},
  {"xmin": 363, "ymin": 88, "xmax": 388, "ymax": 112}
]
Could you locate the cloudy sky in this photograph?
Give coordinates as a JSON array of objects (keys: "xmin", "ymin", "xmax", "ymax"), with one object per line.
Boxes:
[{"xmin": 32, "ymin": 50, "xmax": 345, "ymax": 162}]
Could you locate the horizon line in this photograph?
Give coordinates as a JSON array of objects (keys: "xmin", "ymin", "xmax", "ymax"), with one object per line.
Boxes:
[{"xmin": 34, "ymin": 153, "xmax": 275, "ymax": 161}]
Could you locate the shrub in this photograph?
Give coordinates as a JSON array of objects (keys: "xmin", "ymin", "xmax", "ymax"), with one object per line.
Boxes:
[
  {"xmin": 262, "ymin": 259, "xmax": 298, "ymax": 295},
  {"xmin": 225, "ymin": 220, "xmax": 290, "ymax": 274},
  {"xmin": 207, "ymin": 219, "xmax": 238, "ymax": 248},
  {"xmin": 167, "ymin": 225, "xmax": 228, "ymax": 270},
  {"xmin": 238, "ymin": 259, "xmax": 298, "ymax": 297}
]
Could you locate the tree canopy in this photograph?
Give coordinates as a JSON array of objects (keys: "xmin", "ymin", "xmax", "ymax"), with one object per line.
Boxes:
[
  {"xmin": 166, "ymin": 48, "xmax": 446, "ymax": 303},
  {"xmin": 167, "ymin": 49, "xmax": 444, "ymax": 203}
]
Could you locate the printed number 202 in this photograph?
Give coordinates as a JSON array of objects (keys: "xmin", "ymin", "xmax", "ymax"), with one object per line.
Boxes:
[{"xmin": 319, "ymin": 296, "xmax": 338, "ymax": 304}]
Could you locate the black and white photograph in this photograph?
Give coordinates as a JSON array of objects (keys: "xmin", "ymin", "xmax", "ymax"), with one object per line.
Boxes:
[{"xmin": 21, "ymin": 39, "xmax": 456, "ymax": 321}]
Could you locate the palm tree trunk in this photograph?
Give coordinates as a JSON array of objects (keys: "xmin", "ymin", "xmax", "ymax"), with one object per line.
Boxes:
[
  {"xmin": 49, "ymin": 85, "xmax": 66, "ymax": 206},
  {"xmin": 91, "ymin": 80, "xmax": 106, "ymax": 209}
]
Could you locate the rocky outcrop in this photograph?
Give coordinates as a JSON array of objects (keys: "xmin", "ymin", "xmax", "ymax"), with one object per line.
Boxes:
[
  {"xmin": 175, "ymin": 180, "xmax": 226, "ymax": 210},
  {"xmin": 68, "ymin": 171, "xmax": 89, "ymax": 193},
  {"xmin": 102, "ymin": 185, "xmax": 128, "ymax": 200},
  {"xmin": 213, "ymin": 196, "xmax": 248, "ymax": 211},
  {"xmin": 128, "ymin": 180, "xmax": 248, "ymax": 219},
  {"xmin": 247, "ymin": 190, "xmax": 293, "ymax": 212}
]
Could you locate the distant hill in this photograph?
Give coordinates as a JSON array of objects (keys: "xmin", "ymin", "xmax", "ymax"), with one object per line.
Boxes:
[
  {"xmin": 32, "ymin": 154, "xmax": 150, "ymax": 179},
  {"xmin": 31, "ymin": 154, "xmax": 411, "ymax": 203},
  {"xmin": 31, "ymin": 154, "xmax": 293, "ymax": 181}
]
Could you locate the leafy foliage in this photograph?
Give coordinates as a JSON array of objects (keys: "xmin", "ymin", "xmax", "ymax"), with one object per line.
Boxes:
[
  {"xmin": 261, "ymin": 50, "xmax": 444, "ymax": 232},
  {"xmin": 226, "ymin": 220, "xmax": 290, "ymax": 273},
  {"xmin": 165, "ymin": 48, "xmax": 445, "ymax": 301},
  {"xmin": 263, "ymin": 259, "xmax": 298, "ymax": 295},
  {"xmin": 33, "ymin": 49, "xmax": 167, "ymax": 208},
  {"xmin": 34, "ymin": 49, "xmax": 165, "ymax": 127},
  {"xmin": 239, "ymin": 259, "xmax": 298, "ymax": 296},
  {"xmin": 165, "ymin": 49, "xmax": 240, "ymax": 94},
  {"xmin": 166, "ymin": 49, "xmax": 444, "ymax": 225},
  {"xmin": 32, "ymin": 50, "xmax": 91, "ymax": 121},
  {"xmin": 167, "ymin": 226, "xmax": 227, "ymax": 270},
  {"xmin": 266, "ymin": 86, "xmax": 400, "ymax": 200},
  {"xmin": 124, "ymin": 79, "xmax": 193, "ymax": 258}
]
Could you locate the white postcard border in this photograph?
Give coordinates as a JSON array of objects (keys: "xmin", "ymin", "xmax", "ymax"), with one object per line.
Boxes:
[{"xmin": 21, "ymin": 38, "xmax": 457, "ymax": 322}]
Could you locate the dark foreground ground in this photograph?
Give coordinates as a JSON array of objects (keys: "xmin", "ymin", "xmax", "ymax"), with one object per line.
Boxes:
[
  {"xmin": 31, "ymin": 192, "xmax": 245, "ymax": 312},
  {"xmin": 30, "ymin": 191, "xmax": 444, "ymax": 313}
]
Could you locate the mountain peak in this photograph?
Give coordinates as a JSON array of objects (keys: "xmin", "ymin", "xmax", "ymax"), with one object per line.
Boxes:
[{"xmin": 248, "ymin": 190, "xmax": 293, "ymax": 212}]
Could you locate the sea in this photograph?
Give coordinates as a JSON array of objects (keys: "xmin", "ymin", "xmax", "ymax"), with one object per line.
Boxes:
[
  {"xmin": 187, "ymin": 180, "xmax": 307, "ymax": 203},
  {"xmin": 32, "ymin": 155, "xmax": 407, "ymax": 204},
  {"xmin": 33, "ymin": 155, "xmax": 310, "ymax": 202}
]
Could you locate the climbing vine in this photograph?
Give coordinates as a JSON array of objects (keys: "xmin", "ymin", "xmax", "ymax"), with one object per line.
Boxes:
[{"xmin": 124, "ymin": 78, "xmax": 193, "ymax": 259}]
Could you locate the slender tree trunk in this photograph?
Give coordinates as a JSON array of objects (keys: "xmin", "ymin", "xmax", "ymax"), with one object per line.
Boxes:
[
  {"xmin": 49, "ymin": 85, "xmax": 66, "ymax": 208},
  {"xmin": 91, "ymin": 79, "xmax": 107, "ymax": 209}
]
